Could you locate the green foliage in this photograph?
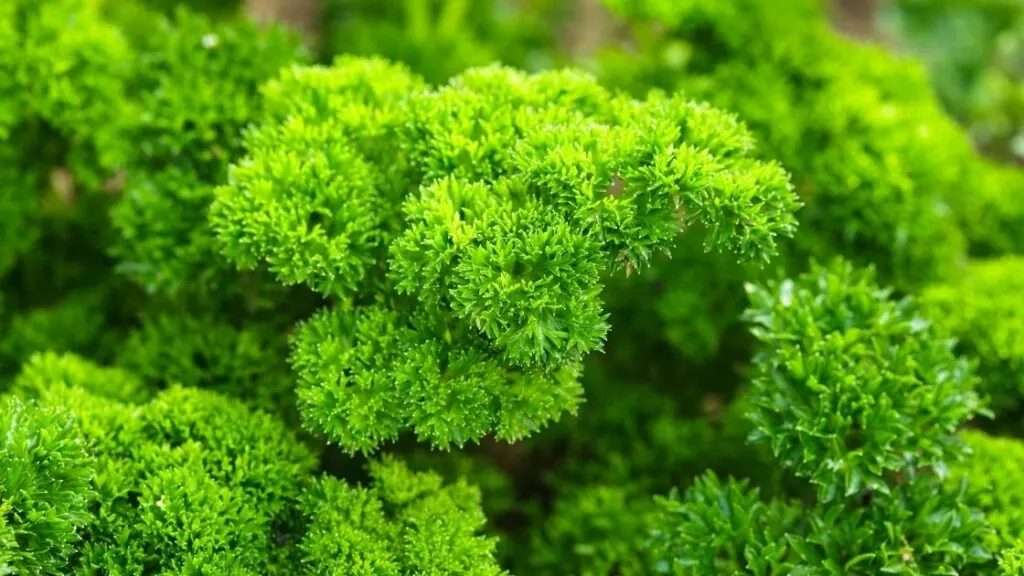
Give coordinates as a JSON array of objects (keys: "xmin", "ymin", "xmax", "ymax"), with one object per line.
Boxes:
[
  {"xmin": 571, "ymin": 0, "xmax": 1022, "ymax": 374},
  {"xmin": 603, "ymin": 232, "xmax": 760, "ymax": 363},
  {"xmin": 1002, "ymin": 540, "xmax": 1024, "ymax": 575},
  {"xmin": 401, "ymin": 448, "xmax": 518, "ymax": 523},
  {"xmin": 0, "ymin": 144, "xmax": 40, "ymax": 278},
  {"xmin": 216, "ymin": 55, "xmax": 797, "ymax": 453},
  {"xmin": 599, "ymin": 0, "xmax": 975, "ymax": 291},
  {"xmin": 955, "ymin": 161, "xmax": 1024, "ymax": 257},
  {"xmin": 301, "ymin": 456, "xmax": 506, "ymax": 575},
  {"xmin": 319, "ymin": 0, "xmax": 568, "ymax": 83},
  {"xmin": 141, "ymin": 0, "xmax": 241, "ymax": 17},
  {"xmin": 744, "ymin": 260, "xmax": 986, "ymax": 502},
  {"xmin": 652, "ymin": 468, "xmax": 991, "ymax": 575},
  {"xmin": 538, "ymin": 381, "xmax": 718, "ymax": 491},
  {"xmin": 527, "ymin": 484, "xmax": 661, "ymax": 576},
  {"xmin": 109, "ymin": 7, "xmax": 306, "ymax": 296},
  {"xmin": 922, "ymin": 256, "xmax": 1024, "ymax": 413},
  {"xmin": 2, "ymin": 0, "xmax": 1022, "ymax": 572},
  {"xmin": 504, "ymin": 359, "xmax": 786, "ymax": 574},
  {"xmin": 0, "ymin": 0, "xmax": 132, "ymax": 279},
  {"xmin": 952, "ymin": 430, "xmax": 1024, "ymax": 553},
  {"xmin": 18, "ymin": 353, "xmax": 317, "ymax": 573},
  {"xmin": 13, "ymin": 351, "xmax": 152, "ymax": 404},
  {"xmin": 649, "ymin": 473, "xmax": 802, "ymax": 575},
  {"xmin": 883, "ymin": 0, "xmax": 1024, "ymax": 162},
  {"xmin": 0, "ymin": 397, "xmax": 94, "ymax": 575},
  {"xmin": 5, "ymin": 0, "xmax": 132, "ymax": 183},
  {"xmin": 18, "ymin": 352, "xmax": 307, "ymax": 569},
  {"xmin": 0, "ymin": 292, "xmax": 110, "ymax": 376},
  {"xmin": 4, "ymin": 352, "xmax": 508, "ymax": 572},
  {"xmin": 76, "ymin": 386, "xmax": 316, "ymax": 573},
  {"xmin": 644, "ymin": 261, "xmax": 995, "ymax": 575},
  {"xmin": 116, "ymin": 312, "xmax": 297, "ymax": 417}
]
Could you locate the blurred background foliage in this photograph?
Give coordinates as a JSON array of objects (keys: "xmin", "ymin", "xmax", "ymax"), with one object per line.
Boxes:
[
  {"xmin": 881, "ymin": 0, "xmax": 1024, "ymax": 163},
  {"xmin": 218, "ymin": 0, "xmax": 1024, "ymax": 167}
]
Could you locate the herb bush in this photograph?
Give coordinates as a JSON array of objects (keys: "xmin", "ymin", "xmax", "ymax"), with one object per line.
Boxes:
[{"xmin": 2, "ymin": 0, "xmax": 1023, "ymax": 574}]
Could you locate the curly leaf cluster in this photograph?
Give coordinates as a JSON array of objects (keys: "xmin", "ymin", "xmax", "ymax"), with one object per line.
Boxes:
[
  {"xmin": 0, "ymin": 397, "xmax": 94, "ymax": 574},
  {"xmin": 301, "ymin": 456, "xmax": 506, "ymax": 575},
  {"xmin": 211, "ymin": 56, "xmax": 798, "ymax": 452},
  {"xmin": 3, "ymin": 352, "xmax": 505, "ymax": 573},
  {"xmin": 653, "ymin": 466, "xmax": 991, "ymax": 574},
  {"xmin": 743, "ymin": 260, "xmax": 985, "ymax": 501}
]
